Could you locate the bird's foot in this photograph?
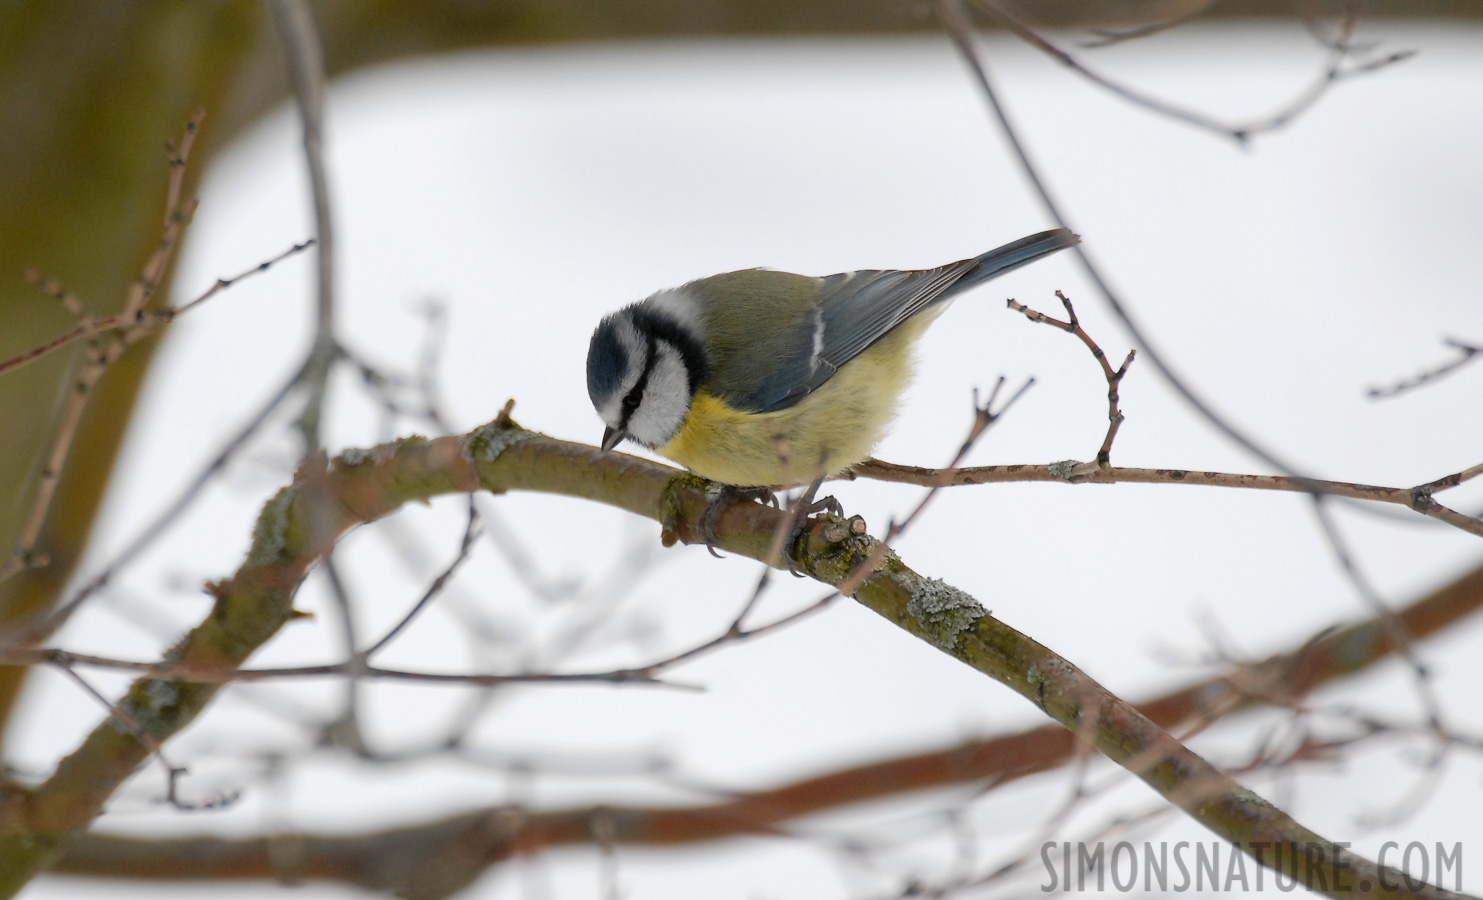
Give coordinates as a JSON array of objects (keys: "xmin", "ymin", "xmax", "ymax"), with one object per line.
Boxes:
[
  {"xmin": 699, "ymin": 485, "xmax": 779, "ymax": 557},
  {"xmin": 782, "ymin": 478, "xmax": 841, "ymax": 576}
]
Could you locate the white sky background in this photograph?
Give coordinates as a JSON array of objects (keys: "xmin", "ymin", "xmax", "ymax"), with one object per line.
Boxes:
[{"xmin": 17, "ymin": 20, "xmax": 1483, "ymax": 900}]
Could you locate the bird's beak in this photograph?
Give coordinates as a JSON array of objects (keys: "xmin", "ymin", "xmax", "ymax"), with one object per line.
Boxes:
[{"xmin": 601, "ymin": 426, "xmax": 626, "ymax": 452}]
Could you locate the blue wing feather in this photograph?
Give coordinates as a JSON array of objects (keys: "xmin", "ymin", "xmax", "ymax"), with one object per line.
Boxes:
[{"xmin": 745, "ymin": 228, "xmax": 1078, "ymax": 413}]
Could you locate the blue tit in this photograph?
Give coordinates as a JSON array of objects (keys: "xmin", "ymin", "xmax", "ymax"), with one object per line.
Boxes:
[{"xmin": 586, "ymin": 228, "xmax": 1079, "ymax": 488}]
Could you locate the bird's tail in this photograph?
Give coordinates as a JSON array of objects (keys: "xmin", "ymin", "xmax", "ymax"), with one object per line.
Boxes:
[{"xmin": 951, "ymin": 228, "xmax": 1080, "ymax": 297}]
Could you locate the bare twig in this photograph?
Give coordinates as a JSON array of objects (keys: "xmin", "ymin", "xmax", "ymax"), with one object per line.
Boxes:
[
  {"xmin": 264, "ymin": 0, "xmax": 337, "ymax": 451},
  {"xmin": 1415, "ymin": 460, "xmax": 1483, "ymax": 496},
  {"xmin": 4, "ymin": 647, "xmax": 682, "ymax": 689},
  {"xmin": 973, "ymin": 0, "xmax": 1412, "ymax": 147},
  {"xmin": 49, "ymin": 660, "xmax": 238, "ymax": 812},
  {"xmin": 317, "ymin": 557, "xmax": 366, "ymax": 754},
  {"xmin": 852, "ymin": 459, "xmax": 1483, "ymax": 539},
  {"xmin": 0, "ymin": 113, "xmax": 205, "ymax": 586},
  {"xmin": 2, "ymin": 241, "xmax": 312, "ymax": 378},
  {"xmin": 1080, "ymin": 4, "xmax": 1211, "ymax": 48},
  {"xmin": 360, "ymin": 499, "xmax": 482, "ymax": 659},
  {"xmin": 23, "ymin": 355, "xmax": 312, "ymax": 641},
  {"xmin": 1368, "ymin": 338, "xmax": 1480, "ymax": 399},
  {"xmin": 1007, "ymin": 290, "xmax": 1135, "ymax": 467}
]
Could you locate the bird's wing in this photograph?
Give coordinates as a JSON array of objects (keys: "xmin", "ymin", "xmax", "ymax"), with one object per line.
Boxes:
[
  {"xmin": 744, "ymin": 229, "xmax": 1078, "ymax": 413},
  {"xmin": 744, "ymin": 259, "xmax": 978, "ymax": 413}
]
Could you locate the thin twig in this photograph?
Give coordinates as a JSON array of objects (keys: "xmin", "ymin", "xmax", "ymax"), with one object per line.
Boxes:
[
  {"xmin": 49, "ymin": 659, "xmax": 237, "ymax": 811},
  {"xmin": 1415, "ymin": 460, "xmax": 1483, "ymax": 496},
  {"xmin": 1080, "ymin": 4, "xmax": 1211, "ymax": 48},
  {"xmin": 22, "ymin": 355, "xmax": 312, "ymax": 641},
  {"xmin": 973, "ymin": 0, "xmax": 1412, "ymax": 147},
  {"xmin": 1007, "ymin": 290, "xmax": 1135, "ymax": 467},
  {"xmin": 852, "ymin": 459, "xmax": 1483, "ymax": 539},
  {"xmin": 1, "ymin": 240, "xmax": 312, "ymax": 377},
  {"xmin": 0, "ymin": 113, "xmax": 205, "ymax": 586},
  {"xmin": 1368, "ymin": 338, "xmax": 1480, "ymax": 400},
  {"xmin": 5, "ymin": 647, "xmax": 678, "ymax": 688},
  {"xmin": 839, "ymin": 378, "xmax": 1033, "ymax": 599},
  {"xmin": 360, "ymin": 499, "xmax": 482, "ymax": 658},
  {"xmin": 318, "ymin": 556, "xmax": 366, "ymax": 753},
  {"xmin": 264, "ymin": 0, "xmax": 337, "ymax": 451}
]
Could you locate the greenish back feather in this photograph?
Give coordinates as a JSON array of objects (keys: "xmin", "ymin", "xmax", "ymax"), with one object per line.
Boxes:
[{"xmin": 685, "ymin": 269, "xmax": 823, "ymax": 412}]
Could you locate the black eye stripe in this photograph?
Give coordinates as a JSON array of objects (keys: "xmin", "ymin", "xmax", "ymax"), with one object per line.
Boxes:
[
  {"xmin": 617, "ymin": 305, "xmax": 709, "ymax": 430},
  {"xmin": 619, "ymin": 331, "xmax": 659, "ymax": 429},
  {"xmin": 627, "ymin": 308, "xmax": 708, "ymax": 394}
]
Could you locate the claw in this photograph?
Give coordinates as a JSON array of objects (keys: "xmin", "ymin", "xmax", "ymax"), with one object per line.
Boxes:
[
  {"xmin": 699, "ymin": 485, "xmax": 779, "ymax": 555},
  {"xmin": 781, "ymin": 477, "xmax": 840, "ymax": 575}
]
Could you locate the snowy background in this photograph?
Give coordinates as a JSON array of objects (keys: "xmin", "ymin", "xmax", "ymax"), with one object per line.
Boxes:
[{"xmin": 17, "ymin": 21, "xmax": 1483, "ymax": 899}]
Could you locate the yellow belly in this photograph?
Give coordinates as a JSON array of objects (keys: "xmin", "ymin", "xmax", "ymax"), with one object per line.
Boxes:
[{"xmin": 657, "ymin": 321, "xmax": 927, "ymax": 487}]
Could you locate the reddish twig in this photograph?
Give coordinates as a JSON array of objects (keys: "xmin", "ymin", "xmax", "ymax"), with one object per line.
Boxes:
[{"xmin": 1007, "ymin": 290, "xmax": 1134, "ymax": 467}]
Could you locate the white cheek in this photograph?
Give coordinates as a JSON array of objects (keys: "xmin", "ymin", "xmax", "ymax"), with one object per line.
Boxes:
[{"xmin": 626, "ymin": 349, "xmax": 691, "ymax": 447}]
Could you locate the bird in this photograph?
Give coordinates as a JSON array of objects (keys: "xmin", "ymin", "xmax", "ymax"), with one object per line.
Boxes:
[{"xmin": 586, "ymin": 228, "xmax": 1079, "ymax": 490}]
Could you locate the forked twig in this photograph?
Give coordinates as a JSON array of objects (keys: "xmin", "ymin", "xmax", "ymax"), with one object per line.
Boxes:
[
  {"xmin": 49, "ymin": 659, "xmax": 238, "ymax": 811},
  {"xmin": 1008, "ymin": 290, "xmax": 1134, "ymax": 467},
  {"xmin": 2, "ymin": 241, "xmax": 312, "ymax": 378},
  {"xmin": 2, "ymin": 112, "xmax": 204, "ymax": 585},
  {"xmin": 972, "ymin": 0, "xmax": 1412, "ymax": 147}
]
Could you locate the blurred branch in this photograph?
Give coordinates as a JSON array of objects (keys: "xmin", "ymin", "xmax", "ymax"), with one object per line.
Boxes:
[
  {"xmin": 1368, "ymin": 338, "xmax": 1481, "ymax": 399},
  {"xmin": 265, "ymin": 0, "xmax": 339, "ymax": 451},
  {"xmin": 0, "ymin": 241, "xmax": 312, "ymax": 379},
  {"xmin": 47, "ymin": 561, "xmax": 1483, "ymax": 896},
  {"xmin": 0, "ymin": 113, "xmax": 204, "ymax": 587},
  {"xmin": 27, "ymin": 359, "xmax": 311, "ymax": 643},
  {"xmin": 0, "ymin": 415, "xmax": 1466, "ymax": 896},
  {"xmin": 973, "ymin": 0, "xmax": 1414, "ymax": 146}
]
